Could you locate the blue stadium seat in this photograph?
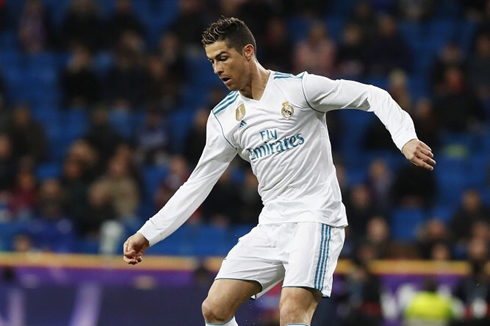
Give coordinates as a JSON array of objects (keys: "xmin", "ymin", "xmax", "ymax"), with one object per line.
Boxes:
[
  {"xmin": 27, "ymin": 52, "xmax": 59, "ymax": 71},
  {"xmin": 346, "ymin": 166, "xmax": 367, "ymax": 187},
  {"xmin": 433, "ymin": 0, "xmax": 462, "ymax": 18},
  {"xmin": 428, "ymin": 19, "xmax": 458, "ymax": 46},
  {"xmin": 390, "ymin": 207, "xmax": 426, "ymax": 241},
  {"xmin": 325, "ymin": 16, "xmax": 344, "ymax": 43},
  {"xmin": 169, "ymin": 108, "xmax": 196, "ymax": 153},
  {"xmin": 35, "ymin": 163, "xmax": 62, "ymax": 181},
  {"xmin": 186, "ymin": 55, "xmax": 221, "ymax": 88},
  {"xmin": 456, "ymin": 21, "xmax": 478, "ymax": 52},
  {"xmin": 109, "ymin": 109, "xmax": 133, "ymax": 138},
  {"xmin": 434, "ymin": 155, "xmax": 474, "ymax": 204},
  {"xmin": 408, "ymin": 73, "xmax": 429, "ymax": 99},
  {"xmin": 287, "ymin": 17, "xmax": 314, "ymax": 43},
  {"xmin": 0, "ymin": 49, "xmax": 21, "ymax": 69},
  {"xmin": 429, "ymin": 203, "xmax": 456, "ymax": 223},
  {"xmin": 0, "ymin": 30, "xmax": 18, "ymax": 50},
  {"xmin": 62, "ymin": 110, "xmax": 89, "ymax": 143},
  {"xmin": 94, "ymin": 51, "xmax": 113, "ymax": 77},
  {"xmin": 142, "ymin": 165, "xmax": 169, "ymax": 198},
  {"xmin": 398, "ymin": 21, "xmax": 424, "ymax": 50}
]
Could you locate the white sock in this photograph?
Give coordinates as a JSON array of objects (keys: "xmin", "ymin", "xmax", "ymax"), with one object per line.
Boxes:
[
  {"xmin": 205, "ymin": 316, "xmax": 238, "ymax": 326},
  {"xmin": 285, "ymin": 324, "xmax": 310, "ymax": 326}
]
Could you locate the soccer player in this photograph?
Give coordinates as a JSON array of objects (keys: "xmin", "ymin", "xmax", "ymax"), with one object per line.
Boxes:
[{"xmin": 123, "ymin": 17, "xmax": 436, "ymax": 326}]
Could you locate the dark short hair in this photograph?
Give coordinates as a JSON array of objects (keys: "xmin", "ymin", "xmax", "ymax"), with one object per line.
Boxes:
[{"xmin": 201, "ymin": 17, "xmax": 256, "ymax": 54}]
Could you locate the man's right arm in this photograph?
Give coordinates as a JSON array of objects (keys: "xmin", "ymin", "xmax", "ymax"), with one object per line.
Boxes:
[{"xmin": 138, "ymin": 113, "xmax": 237, "ymax": 246}]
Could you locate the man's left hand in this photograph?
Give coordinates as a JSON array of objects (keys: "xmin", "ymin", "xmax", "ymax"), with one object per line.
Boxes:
[{"xmin": 402, "ymin": 139, "xmax": 436, "ymax": 171}]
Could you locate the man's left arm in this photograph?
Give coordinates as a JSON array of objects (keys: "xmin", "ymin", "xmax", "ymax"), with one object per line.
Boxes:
[{"xmin": 302, "ymin": 73, "xmax": 436, "ymax": 170}]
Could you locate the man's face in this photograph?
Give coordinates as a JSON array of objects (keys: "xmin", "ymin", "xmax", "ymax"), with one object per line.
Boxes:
[{"xmin": 205, "ymin": 41, "xmax": 248, "ymax": 91}]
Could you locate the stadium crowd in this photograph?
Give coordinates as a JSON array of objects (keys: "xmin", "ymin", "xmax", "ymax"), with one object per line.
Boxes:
[
  {"xmin": 0, "ymin": 0, "xmax": 488, "ymax": 260},
  {"xmin": 0, "ymin": 0, "xmax": 489, "ymax": 325}
]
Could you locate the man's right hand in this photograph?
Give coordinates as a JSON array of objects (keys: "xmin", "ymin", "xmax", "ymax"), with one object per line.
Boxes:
[{"xmin": 123, "ymin": 232, "xmax": 150, "ymax": 265}]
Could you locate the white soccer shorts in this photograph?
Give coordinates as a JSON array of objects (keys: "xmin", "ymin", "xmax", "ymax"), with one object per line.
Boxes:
[{"xmin": 216, "ymin": 222, "xmax": 345, "ymax": 298}]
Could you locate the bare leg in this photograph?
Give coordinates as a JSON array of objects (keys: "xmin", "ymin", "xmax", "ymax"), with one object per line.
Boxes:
[
  {"xmin": 202, "ymin": 279, "xmax": 262, "ymax": 324},
  {"xmin": 279, "ymin": 287, "xmax": 322, "ymax": 326}
]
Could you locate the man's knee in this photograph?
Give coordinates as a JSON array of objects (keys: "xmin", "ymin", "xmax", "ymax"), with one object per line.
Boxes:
[
  {"xmin": 279, "ymin": 303, "xmax": 305, "ymax": 323},
  {"xmin": 202, "ymin": 297, "xmax": 233, "ymax": 323}
]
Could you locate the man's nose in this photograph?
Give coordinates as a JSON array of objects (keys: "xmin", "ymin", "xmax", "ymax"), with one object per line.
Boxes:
[{"xmin": 213, "ymin": 62, "xmax": 223, "ymax": 75}]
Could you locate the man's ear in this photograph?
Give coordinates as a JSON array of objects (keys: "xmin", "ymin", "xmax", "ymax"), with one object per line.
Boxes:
[{"xmin": 243, "ymin": 44, "xmax": 254, "ymax": 61}]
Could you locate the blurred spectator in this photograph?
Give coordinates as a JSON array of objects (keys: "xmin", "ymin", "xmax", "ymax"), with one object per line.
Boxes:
[
  {"xmin": 363, "ymin": 118, "xmax": 398, "ymax": 151},
  {"xmin": 411, "ymin": 98, "xmax": 440, "ymax": 151},
  {"xmin": 430, "ymin": 42, "xmax": 467, "ymax": 96},
  {"xmin": 35, "ymin": 178, "xmax": 73, "ymax": 252},
  {"xmin": 430, "ymin": 242, "xmax": 452, "ymax": 261},
  {"xmin": 78, "ymin": 182, "xmax": 115, "ymax": 238},
  {"xmin": 0, "ymin": 73, "xmax": 4, "ymax": 112},
  {"xmin": 366, "ymin": 15, "xmax": 412, "ymax": 76},
  {"xmin": 350, "ymin": 1, "xmax": 378, "ymax": 41},
  {"xmin": 67, "ymin": 139, "xmax": 103, "ymax": 183},
  {"xmin": 392, "ymin": 163, "xmax": 437, "ymax": 208},
  {"xmin": 192, "ymin": 262, "xmax": 214, "ymax": 287},
  {"xmin": 84, "ymin": 108, "xmax": 123, "ymax": 165},
  {"xmin": 0, "ymin": 134, "xmax": 18, "ymax": 192},
  {"xmin": 61, "ymin": 0, "xmax": 104, "ymax": 51},
  {"xmin": 156, "ymin": 31, "xmax": 186, "ymax": 85},
  {"xmin": 463, "ymin": 0, "xmax": 488, "ymax": 22},
  {"xmin": 366, "ymin": 159, "xmax": 393, "ymax": 214},
  {"xmin": 450, "ymin": 189, "xmax": 490, "ymax": 245},
  {"xmin": 261, "ymin": 17, "xmax": 293, "ymax": 72},
  {"xmin": 203, "ymin": 168, "xmax": 241, "ymax": 226},
  {"xmin": 9, "ymin": 169, "xmax": 37, "ymax": 220},
  {"xmin": 61, "ymin": 157, "xmax": 88, "ymax": 223},
  {"xmin": 60, "ymin": 45, "xmax": 100, "ymax": 107},
  {"xmin": 37, "ymin": 178, "xmax": 65, "ymax": 218},
  {"xmin": 170, "ymin": 0, "xmax": 208, "ymax": 55},
  {"xmin": 238, "ymin": 169, "xmax": 262, "ymax": 225},
  {"xmin": 4, "ymin": 104, "xmax": 47, "ymax": 164},
  {"xmin": 468, "ymin": 33, "xmax": 490, "ymax": 100},
  {"xmin": 143, "ymin": 55, "xmax": 179, "ymax": 111},
  {"xmin": 215, "ymin": 0, "xmax": 240, "ymax": 17},
  {"xmin": 294, "ymin": 22, "xmax": 336, "ymax": 76},
  {"xmin": 237, "ymin": 0, "xmax": 276, "ymax": 45},
  {"xmin": 466, "ymin": 237, "xmax": 489, "ymax": 265},
  {"xmin": 135, "ymin": 109, "xmax": 170, "ymax": 166},
  {"xmin": 113, "ymin": 142, "xmax": 144, "ymax": 196},
  {"xmin": 18, "ymin": 0, "xmax": 55, "ymax": 53},
  {"xmin": 118, "ymin": 30, "xmax": 146, "ymax": 62},
  {"xmin": 282, "ymin": 0, "xmax": 329, "ymax": 17},
  {"xmin": 0, "ymin": 0, "xmax": 6, "ymax": 31},
  {"xmin": 336, "ymin": 22, "xmax": 367, "ymax": 79},
  {"xmin": 453, "ymin": 262, "xmax": 490, "ymax": 325},
  {"xmin": 397, "ymin": 0, "xmax": 434, "ymax": 22},
  {"xmin": 13, "ymin": 234, "xmax": 33, "ymax": 253},
  {"xmin": 105, "ymin": 49, "xmax": 144, "ymax": 107},
  {"xmin": 344, "ymin": 183, "xmax": 377, "ymax": 238},
  {"xmin": 355, "ymin": 216, "xmax": 391, "ymax": 260},
  {"xmin": 155, "ymin": 155, "xmax": 190, "ymax": 211},
  {"xmin": 106, "ymin": 0, "xmax": 144, "ymax": 48},
  {"xmin": 404, "ymin": 278, "xmax": 455, "ymax": 326},
  {"xmin": 96, "ymin": 156, "xmax": 139, "ymax": 221},
  {"xmin": 417, "ymin": 219, "xmax": 451, "ymax": 260},
  {"xmin": 0, "ymin": 190, "xmax": 11, "ymax": 222},
  {"xmin": 388, "ymin": 70, "xmax": 412, "ymax": 111},
  {"xmin": 337, "ymin": 261, "xmax": 383, "ymax": 326},
  {"xmin": 183, "ymin": 109, "xmax": 208, "ymax": 165}
]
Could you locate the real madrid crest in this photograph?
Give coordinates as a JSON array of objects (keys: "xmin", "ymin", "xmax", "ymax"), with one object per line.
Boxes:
[
  {"xmin": 281, "ymin": 101, "xmax": 294, "ymax": 119},
  {"xmin": 236, "ymin": 103, "xmax": 246, "ymax": 121}
]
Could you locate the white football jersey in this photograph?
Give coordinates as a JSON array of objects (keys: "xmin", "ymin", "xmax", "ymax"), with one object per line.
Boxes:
[{"xmin": 140, "ymin": 71, "xmax": 417, "ymax": 246}]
